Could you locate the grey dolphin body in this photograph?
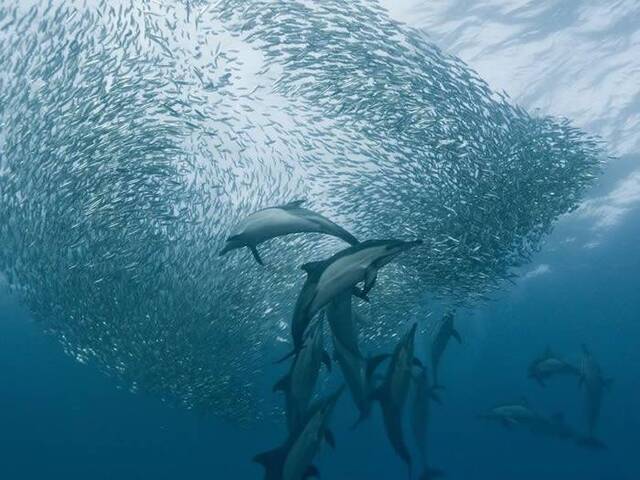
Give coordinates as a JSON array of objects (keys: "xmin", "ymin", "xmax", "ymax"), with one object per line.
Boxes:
[
  {"xmin": 430, "ymin": 310, "xmax": 462, "ymax": 387},
  {"xmin": 479, "ymin": 399, "xmax": 540, "ymax": 429},
  {"xmin": 282, "ymin": 238, "xmax": 423, "ymax": 360},
  {"xmin": 274, "ymin": 322, "xmax": 331, "ymax": 433},
  {"xmin": 371, "ymin": 323, "xmax": 421, "ymax": 474},
  {"xmin": 479, "ymin": 399, "xmax": 574, "ymax": 441},
  {"xmin": 411, "ymin": 360, "xmax": 444, "ymax": 480},
  {"xmin": 528, "ymin": 347, "xmax": 580, "ymax": 387},
  {"xmin": 325, "ymin": 292, "xmax": 388, "ymax": 425},
  {"xmin": 577, "ymin": 345, "xmax": 611, "ymax": 449},
  {"xmin": 253, "ymin": 386, "xmax": 344, "ymax": 480},
  {"xmin": 219, "ymin": 200, "xmax": 358, "ymax": 265}
]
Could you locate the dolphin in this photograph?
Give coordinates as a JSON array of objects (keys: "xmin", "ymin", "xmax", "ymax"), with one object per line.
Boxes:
[
  {"xmin": 577, "ymin": 344, "xmax": 611, "ymax": 447},
  {"xmin": 430, "ymin": 310, "xmax": 462, "ymax": 387},
  {"xmin": 411, "ymin": 360, "xmax": 444, "ymax": 480},
  {"xmin": 273, "ymin": 321, "xmax": 331, "ymax": 433},
  {"xmin": 480, "ymin": 400, "xmax": 575, "ymax": 441},
  {"xmin": 371, "ymin": 323, "xmax": 422, "ymax": 475},
  {"xmin": 325, "ymin": 292, "xmax": 388, "ymax": 425},
  {"xmin": 528, "ymin": 346, "xmax": 580, "ymax": 387},
  {"xmin": 253, "ymin": 386, "xmax": 344, "ymax": 480},
  {"xmin": 219, "ymin": 199, "xmax": 358, "ymax": 265},
  {"xmin": 478, "ymin": 398, "xmax": 540, "ymax": 429},
  {"xmin": 279, "ymin": 238, "xmax": 422, "ymax": 362}
]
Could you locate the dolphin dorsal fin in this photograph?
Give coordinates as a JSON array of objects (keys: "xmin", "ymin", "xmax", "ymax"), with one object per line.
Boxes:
[
  {"xmin": 544, "ymin": 346, "xmax": 554, "ymax": 358},
  {"xmin": 281, "ymin": 199, "xmax": 306, "ymax": 210},
  {"xmin": 519, "ymin": 396, "xmax": 529, "ymax": 406},
  {"xmin": 301, "ymin": 260, "xmax": 326, "ymax": 278}
]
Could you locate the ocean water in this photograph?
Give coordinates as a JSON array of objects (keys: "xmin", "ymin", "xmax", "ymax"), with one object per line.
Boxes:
[{"xmin": 0, "ymin": 1, "xmax": 638, "ymax": 479}]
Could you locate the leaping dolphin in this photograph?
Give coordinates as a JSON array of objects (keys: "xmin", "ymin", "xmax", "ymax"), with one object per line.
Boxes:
[
  {"xmin": 273, "ymin": 321, "xmax": 331, "ymax": 433},
  {"xmin": 219, "ymin": 200, "xmax": 359, "ymax": 265},
  {"xmin": 277, "ymin": 238, "xmax": 422, "ymax": 363},
  {"xmin": 371, "ymin": 323, "xmax": 422, "ymax": 476},
  {"xmin": 430, "ymin": 310, "xmax": 462, "ymax": 388},
  {"xmin": 253, "ymin": 386, "xmax": 344, "ymax": 480}
]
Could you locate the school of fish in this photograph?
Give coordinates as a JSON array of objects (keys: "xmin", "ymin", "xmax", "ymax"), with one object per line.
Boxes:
[{"xmin": 0, "ymin": 0, "xmax": 603, "ymax": 427}]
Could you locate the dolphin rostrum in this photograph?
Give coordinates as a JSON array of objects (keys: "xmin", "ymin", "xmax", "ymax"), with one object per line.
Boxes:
[
  {"xmin": 273, "ymin": 321, "xmax": 331, "ymax": 433},
  {"xmin": 528, "ymin": 346, "xmax": 580, "ymax": 387},
  {"xmin": 430, "ymin": 310, "xmax": 462, "ymax": 388},
  {"xmin": 253, "ymin": 386, "xmax": 344, "ymax": 480},
  {"xmin": 279, "ymin": 238, "xmax": 422, "ymax": 362},
  {"xmin": 219, "ymin": 200, "xmax": 358, "ymax": 265},
  {"xmin": 371, "ymin": 323, "xmax": 422, "ymax": 475},
  {"xmin": 576, "ymin": 344, "xmax": 611, "ymax": 449}
]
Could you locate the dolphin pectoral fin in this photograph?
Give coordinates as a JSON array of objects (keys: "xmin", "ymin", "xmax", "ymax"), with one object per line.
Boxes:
[
  {"xmin": 322, "ymin": 350, "xmax": 332, "ymax": 372},
  {"xmin": 366, "ymin": 354, "xmax": 390, "ymax": 382},
  {"xmin": 273, "ymin": 375, "xmax": 290, "ymax": 393},
  {"xmin": 303, "ymin": 465, "xmax": 320, "ymax": 479},
  {"xmin": 253, "ymin": 447, "xmax": 285, "ymax": 474},
  {"xmin": 451, "ymin": 328, "xmax": 462, "ymax": 344},
  {"xmin": 500, "ymin": 418, "xmax": 515, "ymax": 430},
  {"xmin": 352, "ymin": 286, "xmax": 370, "ymax": 303},
  {"xmin": 534, "ymin": 376, "xmax": 546, "ymax": 388},
  {"xmin": 363, "ymin": 267, "xmax": 378, "ymax": 294},
  {"xmin": 249, "ymin": 245, "xmax": 264, "ymax": 265},
  {"xmin": 324, "ymin": 429, "xmax": 336, "ymax": 449}
]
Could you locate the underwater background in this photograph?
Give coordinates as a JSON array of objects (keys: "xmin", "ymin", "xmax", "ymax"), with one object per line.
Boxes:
[{"xmin": 1, "ymin": 1, "xmax": 638, "ymax": 479}]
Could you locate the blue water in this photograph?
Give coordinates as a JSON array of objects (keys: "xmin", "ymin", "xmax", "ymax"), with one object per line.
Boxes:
[
  {"xmin": 2, "ymin": 1, "xmax": 639, "ymax": 479},
  {"xmin": 2, "ymin": 174, "xmax": 638, "ymax": 478}
]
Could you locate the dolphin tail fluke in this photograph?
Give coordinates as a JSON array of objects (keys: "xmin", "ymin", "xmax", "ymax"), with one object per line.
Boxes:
[
  {"xmin": 451, "ymin": 328, "xmax": 462, "ymax": 344},
  {"xmin": 419, "ymin": 467, "xmax": 445, "ymax": 480}
]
